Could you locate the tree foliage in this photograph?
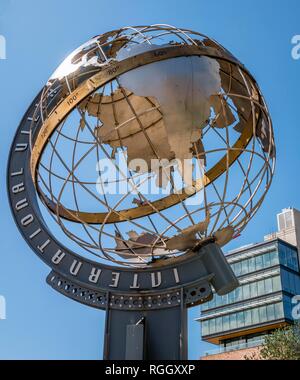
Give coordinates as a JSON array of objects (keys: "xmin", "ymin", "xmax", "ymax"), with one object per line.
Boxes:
[{"xmin": 245, "ymin": 323, "xmax": 300, "ymax": 360}]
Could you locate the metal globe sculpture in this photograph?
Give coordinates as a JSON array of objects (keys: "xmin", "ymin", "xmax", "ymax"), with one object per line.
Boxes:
[
  {"xmin": 8, "ymin": 24, "xmax": 276, "ymax": 360},
  {"xmin": 27, "ymin": 24, "xmax": 275, "ymax": 268}
]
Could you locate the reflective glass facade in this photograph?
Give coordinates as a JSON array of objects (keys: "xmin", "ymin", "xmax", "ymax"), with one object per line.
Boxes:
[
  {"xmin": 279, "ymin": 243, "xmax": 299, "ymax": 271},
  {"xmin": 199, "ymin": 239, "xmax": 300, "ymax": 343},
  {"xmin": 202, "ymin": 275, "xmax": 281, "ymax": 310},
  {"xmin": 202, "ymin": 302, "xmax": 284, "ymax": 336},
  {"xmin": 230, "ymin": 250, "xmax": 279, "ymax": 277}
]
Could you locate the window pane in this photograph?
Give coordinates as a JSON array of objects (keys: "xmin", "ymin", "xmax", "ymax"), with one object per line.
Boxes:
[
  {"xmin": 281, "ymin": 270, "xmax": 288, "ymax": 292},
  {"xmin": 235, "ymin": 286, "xmax": 242, "ymax": 302},
  {"xmin": 244, "ymin": 284, "xmax": 250, "ymax": 300},
  {"xmin": 218, "ymin": 316, "xmax": 223, "ymax": 332},
  {"xmin": 292, "ymin": 254, "xmax": 299, "ymax": 271},
  {"xmin": 248, "ymin": 257, "xmax": 256, "ymax": 273},
  {"xmin": 285, "ymin": 272, "xmax": 292, "ymax": 293},
  {"xmin": 274, "ymin": 303, "xmax": 284, "ymax": 319},
  {"xmin": 269, "ymin": 251, "xmax": 279, "ymax": 266},
  {"xmin": 272, "ymin": 276, "xmax": 281, "ymax": 292},
  {"xmin": 259, "ymin": 306, "xmax": 267, "ymax": 323},
  {"xmin": 202, "ymin": 321, "xmax": 208, "ymax": 335},
  {"xmin": 280, "ymin": 246, "xmax": 288, "ymax": 267},
  {"xmin": 223, "ymin": 315, "xmax": 230, "ymax": 331},
  {"xmin": 241, "ymin": 259, "xmax": 249, "ymax": 275},
  {"xmin": 251, "ymin": 282, "xmax": 258, "ymax": 298},
  {"xmin": 267, "ymin": 304, "xmax": 275, "ymax": 320},
  {"xmin": 257, "ymin": 280, "xmax": 265, "ymax": 296},
  {"xmin": 228, "ymin": 291, "xmax": 235, "ymax": 304},
  {"xmin": 287, "ymin": 249, "xmax": 299, "ymax": 271},
  {"xmin": 255, "ymin": 255, "xmax": 264, "ymax": 271},
  {"xmin": 251, "ymin": 308, "xmax": 260, "ymax": 325},
  {"xmin": 209, "ymin": 318, "xmax": 216, "ymax": 334},
  {"xmin": 292, "ymin": 273, "xmax": 298, "ymax": 293},
  {"xmin": 237, "ymin": 311, "xmax": 245, "ymax": 328},
  {"xmin": 288, "ymin": 272, "xmax": 294, "ymax": 293},
  {"xmin": 287, "ymin": 251, "xmax": 294, "ymax": 270},
  {"xmin": 230, "ymin": 314, "xmax": 237, "ymax": 330},
  {"xmin": 245, "ymin": 309, "xmax": 252, "ymax": 326},
  {"xmin": 263, "ymin": 253, "xmax": 271, "ymax": 268},
  {"xmin": 223, "ymin": 293, "xmax": 228, "ymax": 305},
  {"xmin": 233, "ymin": 262, "xmax": 241, "ymax": 276},
  {"xmin": 214, "ymin": 317, "xmax": 221, "ymax": 333},
  {"xmin": 283, "ymin": 297, "xmax": 293, "ymax": 320},
  {"xmin": 265, "ymin": 278, "xmax": 273, "ymax": 294}
]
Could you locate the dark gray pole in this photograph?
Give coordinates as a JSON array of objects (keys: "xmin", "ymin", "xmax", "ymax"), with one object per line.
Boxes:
[{"xmin": 103, "ymin": 302, "xmax": 187, "ymax": 360}]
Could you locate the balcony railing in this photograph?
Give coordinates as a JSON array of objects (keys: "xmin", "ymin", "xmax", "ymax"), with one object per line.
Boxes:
[{"xmin": 203, "ymin": 338, "xmax": 264, "ymax": 356}]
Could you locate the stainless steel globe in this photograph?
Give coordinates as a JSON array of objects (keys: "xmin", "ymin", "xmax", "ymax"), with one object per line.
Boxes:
[{"xmin": 29, "ymin": 24, "xmax": 275, "ymax": 267}]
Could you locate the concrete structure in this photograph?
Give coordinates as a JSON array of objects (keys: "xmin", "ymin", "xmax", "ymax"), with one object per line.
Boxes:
[
  {"xmin": 265, "ymin": 208, "xmax": 300, "ymax": 261},
  {"xmin": 198, "ymin": 208, "xmax": 300, "ymax": 360}
]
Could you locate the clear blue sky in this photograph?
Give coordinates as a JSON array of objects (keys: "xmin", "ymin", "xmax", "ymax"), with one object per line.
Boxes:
[{"xmin": 0, "ymin": 0, "xmax": 300, "ymax": 359}]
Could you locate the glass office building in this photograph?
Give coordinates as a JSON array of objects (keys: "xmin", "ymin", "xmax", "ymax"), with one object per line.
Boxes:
[{"xmin": 198, "ymin": 238, "xmax": 300, "ymax": 358}]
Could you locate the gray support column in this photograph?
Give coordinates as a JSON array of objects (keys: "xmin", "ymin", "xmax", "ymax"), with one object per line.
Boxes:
[
  {"xmin": 103, "ymin": 305, "xmax": 187, "ymax": 360},
  {"xmin": 125, "ymin": 323, "xmax": 144, "ymax": 360}
]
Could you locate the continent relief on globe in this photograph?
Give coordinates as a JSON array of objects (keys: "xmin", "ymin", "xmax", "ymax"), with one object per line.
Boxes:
[{"xmin": 79, "ymin": 54, "xmax": 238, "ymax": 190}]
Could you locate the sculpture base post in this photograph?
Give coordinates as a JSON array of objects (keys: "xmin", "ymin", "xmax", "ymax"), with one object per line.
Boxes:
[
  {"xmin": 46, "ymin": 242, "xmax": 238, "ymax": 360},
  {"xmin": 103, "ymin": 297, "xmax": 187, "ymax": 360}
]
